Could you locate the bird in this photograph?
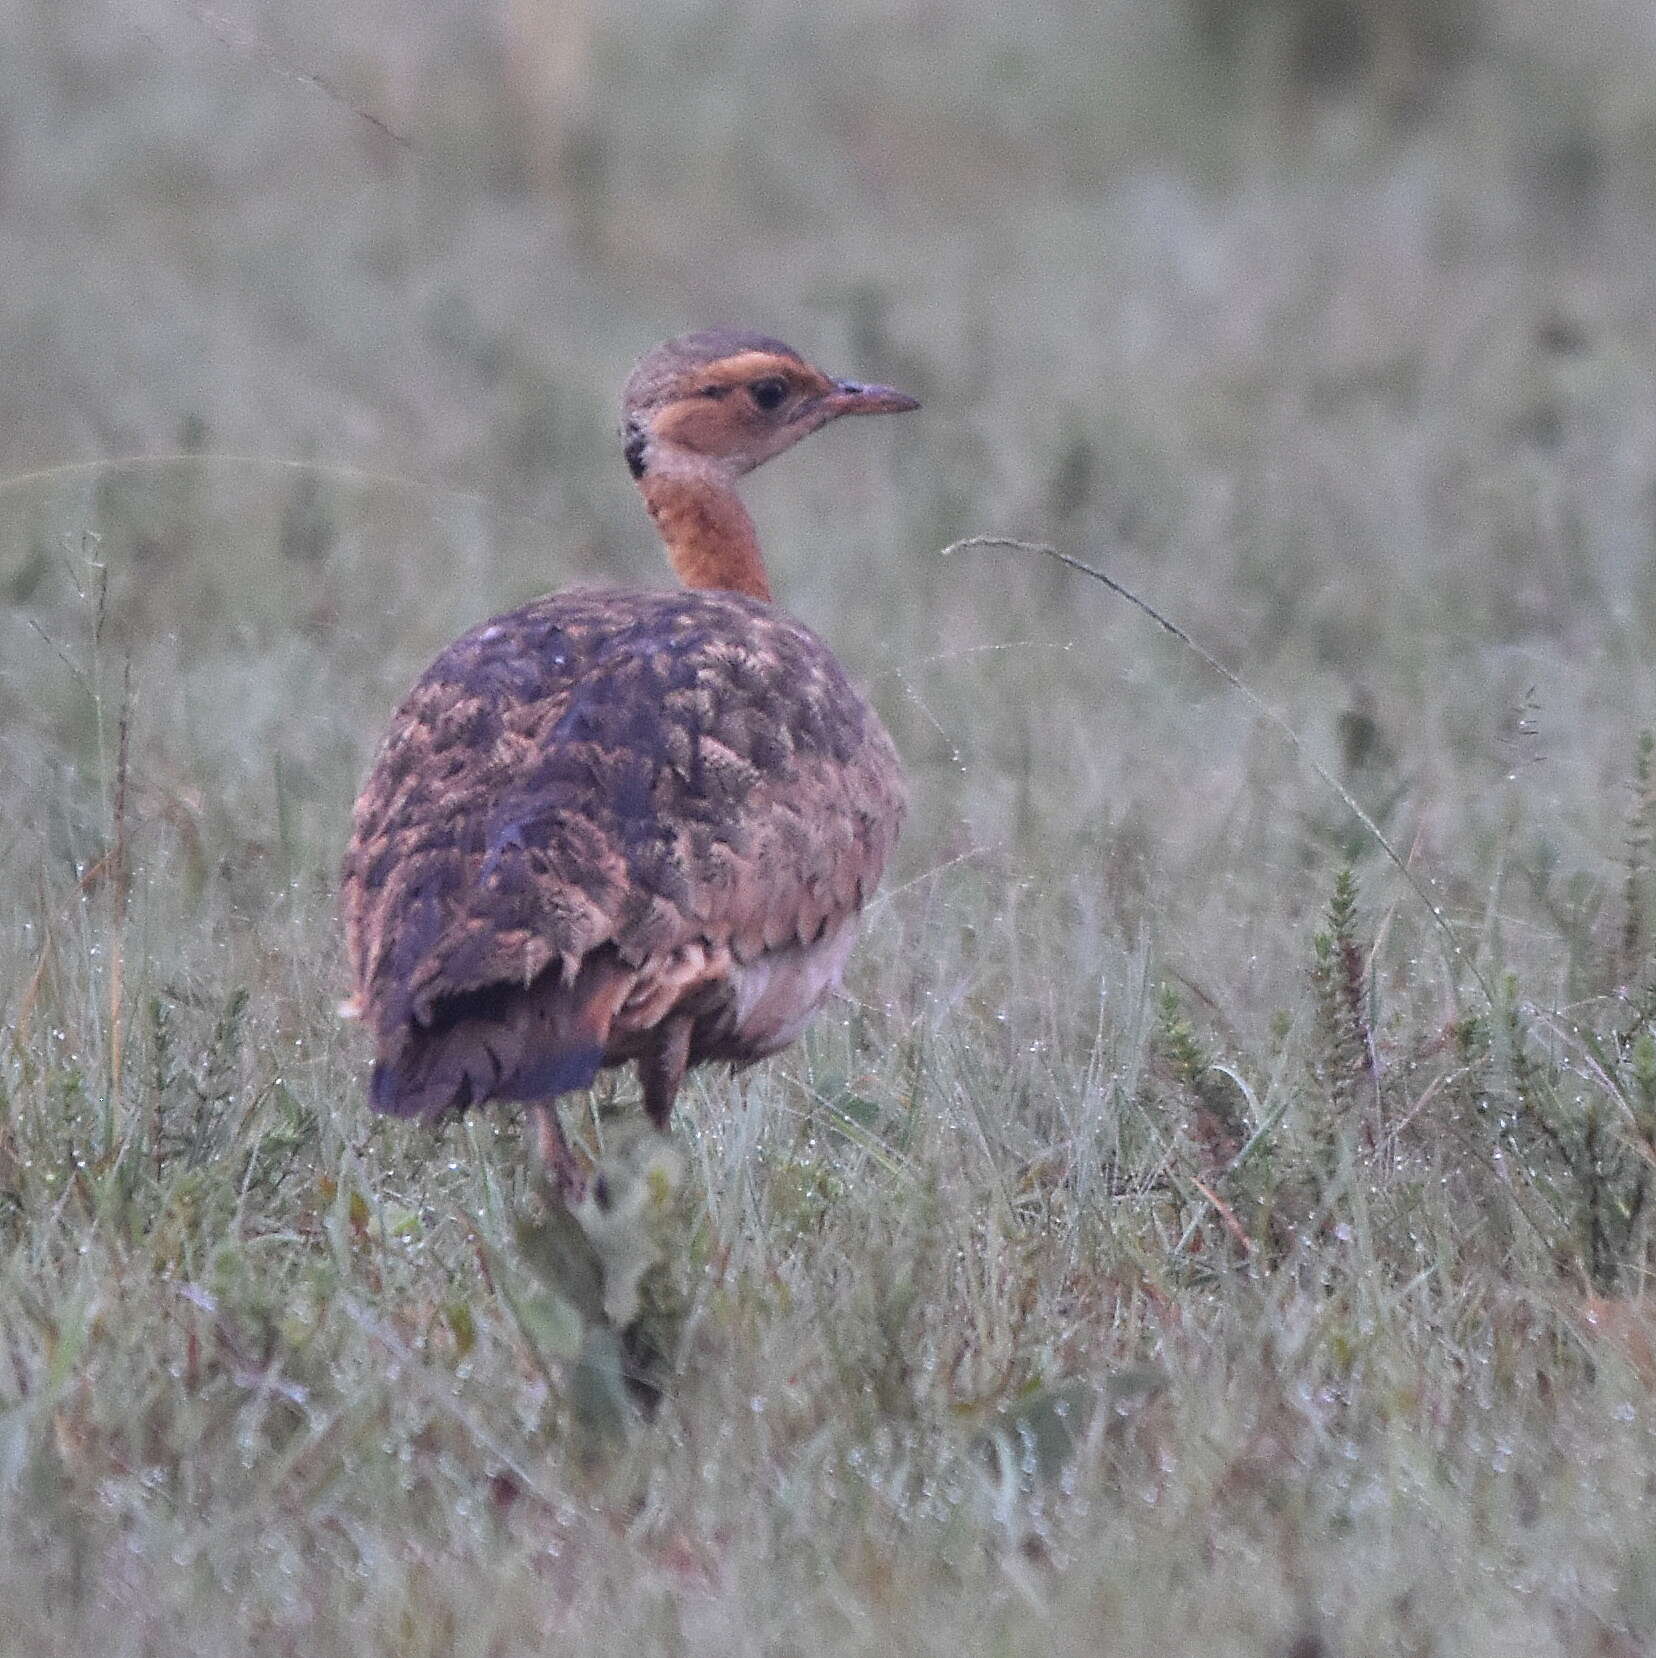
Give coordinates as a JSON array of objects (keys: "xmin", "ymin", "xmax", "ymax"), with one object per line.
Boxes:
[{"xmin": 340, "ymin": 329, "xmax": 918, "ymax": 1192}]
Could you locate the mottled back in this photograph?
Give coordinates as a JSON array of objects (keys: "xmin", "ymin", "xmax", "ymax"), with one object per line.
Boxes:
[{"xmin": 342, "ymin": 587, "xmax": 904, "ymax": 1109}]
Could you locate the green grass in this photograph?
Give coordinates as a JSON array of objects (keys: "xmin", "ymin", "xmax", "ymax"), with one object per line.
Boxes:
[{"xmin": 10, "ymin": 0, "xmax": 1656, "ymax": 1651}]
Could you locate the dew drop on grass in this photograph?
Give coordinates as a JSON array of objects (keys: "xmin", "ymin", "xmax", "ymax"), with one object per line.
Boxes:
[{"xmin": 1018, "ymin": 1433, "xmax": 1039, "ymax": 1479}]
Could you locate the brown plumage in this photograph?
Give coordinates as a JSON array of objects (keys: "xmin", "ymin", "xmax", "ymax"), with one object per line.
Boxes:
[{"xmin": 340, "ymin": 329, "xmax": 917, "ymax": 1182}]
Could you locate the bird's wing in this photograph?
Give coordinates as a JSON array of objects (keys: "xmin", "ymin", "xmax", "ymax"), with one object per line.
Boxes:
[{"xmin": 341, "ymin": 588, "xmax": 904, "ymax": 1087}]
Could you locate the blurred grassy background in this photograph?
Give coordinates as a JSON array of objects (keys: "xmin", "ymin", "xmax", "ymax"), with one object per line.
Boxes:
[
  {"xmin": 10, "ymin": 1, "xmax": 1656, "ymax": 1652},
  {"xmin": 13, "ymin": 0, "xmax": 1656, "ymax": 934}
]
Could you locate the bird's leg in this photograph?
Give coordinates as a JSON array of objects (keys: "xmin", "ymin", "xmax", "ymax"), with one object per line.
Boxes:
[
  {"xmin": 530, "ymin": 1100, "xmax": 587, "ymax": 1203},
  {"xmin": 639, "ymin": 1015, "xmax": 693, "ymax": 1132}
]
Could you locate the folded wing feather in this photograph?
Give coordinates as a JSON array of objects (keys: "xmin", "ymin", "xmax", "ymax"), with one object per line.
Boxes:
[{"xmin": 342, "ymin": 587, "xmax": 903, "ymax": 1119}]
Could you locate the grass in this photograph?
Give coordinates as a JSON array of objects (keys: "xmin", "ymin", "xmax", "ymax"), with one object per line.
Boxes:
[{"xmin": 10, "ymin": 0, "xmax": 1656, "ymax": 1651}]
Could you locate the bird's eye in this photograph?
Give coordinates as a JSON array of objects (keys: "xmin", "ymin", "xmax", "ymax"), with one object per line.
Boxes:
[{"xmin": 749, "ymin": 377, "xmax": 789, "ymax": 412}]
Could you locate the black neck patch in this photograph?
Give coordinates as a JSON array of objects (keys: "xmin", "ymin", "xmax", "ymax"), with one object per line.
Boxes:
[{"xmin": 623, "ymin": 419, "xmax": 648, "ymax": 480}]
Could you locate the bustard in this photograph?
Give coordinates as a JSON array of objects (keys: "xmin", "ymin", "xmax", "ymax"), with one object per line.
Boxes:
[{"xmin": 341, "ymin": 329, "xmax": 917, "ymax": 1189}]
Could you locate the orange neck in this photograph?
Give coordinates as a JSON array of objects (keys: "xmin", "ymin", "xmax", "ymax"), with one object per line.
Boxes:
[{"xmin": 640, "ymin": 465, "xmax": 772, "ymax": 602}]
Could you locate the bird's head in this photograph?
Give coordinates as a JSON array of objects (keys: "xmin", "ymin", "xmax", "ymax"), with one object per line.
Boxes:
[{"xmin": 620, "ymin": 329, "xmax": 919, "ymax": 482}]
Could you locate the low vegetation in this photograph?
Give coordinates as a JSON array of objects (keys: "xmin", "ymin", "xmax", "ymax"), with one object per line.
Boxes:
[{"xmin": 8, "ymin": 1, "xmax": 1656, "ymax": 1652}]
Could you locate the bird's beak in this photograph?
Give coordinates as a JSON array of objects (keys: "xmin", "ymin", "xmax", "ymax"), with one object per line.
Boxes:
[
  {"xmin": 774, "ymin": 376, "xmax": 919, "ymax": 453},
  {"xmin": 816, "ymin": 379, "xmax": 922, "ymax": 420}
]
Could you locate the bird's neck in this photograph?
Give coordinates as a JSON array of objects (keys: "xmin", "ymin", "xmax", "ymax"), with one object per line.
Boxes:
[{"xmin": 640, "ymin": 459, "xmax": 773, "ymax": 603}]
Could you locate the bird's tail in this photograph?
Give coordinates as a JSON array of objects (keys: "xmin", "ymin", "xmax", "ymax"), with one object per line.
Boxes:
[{"xmin": 369, "ymin": 954, "xmax": 631, "ymax": 1119}]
